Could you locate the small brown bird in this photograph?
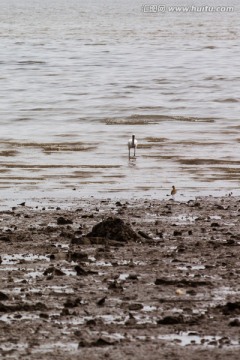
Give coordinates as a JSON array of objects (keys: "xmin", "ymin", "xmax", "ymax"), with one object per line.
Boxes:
[{"xmin": 171, "ymin": 186, "xmax": 177, "ymax": 199}]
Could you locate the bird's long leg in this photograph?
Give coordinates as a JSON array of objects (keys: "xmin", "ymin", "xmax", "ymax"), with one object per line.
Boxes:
[{"xmin": 134, "ymin": 147, "xmax": 136, "ymax": 157}]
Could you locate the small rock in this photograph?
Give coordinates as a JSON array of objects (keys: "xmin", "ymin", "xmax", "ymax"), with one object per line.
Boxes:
[
  {"xmin": 75, "ymin": 265, "xmax": 88, "ymax": 276},
  {"xmin": 64, "ymin": 298, "xmax": 82, "ymax": 308},
  {"xmin": 97, "ymin": 296, "xmax": 107, "ymax": 306},
  {"xmin": 57, "ymin": 217, "xmax": 73, "ymax": 225},
  {"xmin": 43, "ymin": 267, "xmax": 55, "ymax": 276},
  {"xmin": 78, "ymin": 337, "xmax": 116, "ymax": 348},
  {"xmin": 67, "ymin": 251, "xmax": 88, "ymax": 262},
  {"xmin": 129, "ymin": 303, "xmax": 143, "ymax": 311},
  {"xmin": 43, "ymin": 267, "xmax": 66, "ymax": 276},
  {"xmin": 14, "ymin": 314, "xmax": 22, "ymax": 319},
  {"xmin": 108, "ymin": 281, "xmax": 123, "ymax": 291},
  {"xmin": 61, "ymin": 308, "xmax": 70, "ymax": 316},
  {"xmin": 173, "ymin": 230, "xmax": 182, "ymax": 236},
  {"xmin": 177, "ymin": 246, "xmax": 185, "ymax": 253},
  {"xmin": 125, "ymin": 313, "xmax": 137, "ymax": 326},
  {"xmin": 82, "ymin": 214, "xmax": 94, "ymax": 219},
  {"xmin": 71, "ymin": 237, "xmax": 91, "ymax": 245},
  {"xmin": 138, "ymin": 230, "xmax": 152, "ymax": 240},
  {"xmin": 0, "ymin": 236, "xmax": 11, "ymax": 242},
  {"xmin": 157, "ymin": 315, "xmax": 184, "ymax": 325},
  {"xmin": 187, "ymin": 289, "xmax": 197, "ymax": 296},
  {"xmin": 211, "ymin": 222, "xmax": 220, "ymax": 227},
  {"xmin": 39, "ymin": 313, "xmax": 49, "ymax": 319},
  {"xmin": 128, "ymin": 274, "xmax": 138, "ymax": 281},
  {"xmin": 176, "ymin": 289, "xmax": 185, "ymax": 296},
  {"xmin": 54, "ymin": 268, "xmax": 66, "ymax": 276},
  {"xmin": 18, "ymin": 202, "xmax": 25, "ymax": 206},
  {"xmin": 229, "ymin": 319, "xmax": 240, "ymax": 327},
  {"xmin": 86, "ymin": 319, "xmax": 97, "ymax": 326},
  {"xmin": 218, "ymin": 301, "xmax": 240, "ymax": 315},
  {"xmin": 0, "ymin": 292, "xmax": 9, "ymax": 301}
]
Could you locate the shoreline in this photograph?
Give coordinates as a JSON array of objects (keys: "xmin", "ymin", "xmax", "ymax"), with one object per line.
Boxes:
[
  {"xmin": 0, "ymin": 195, "xmax": 240, "ymax": 359},
  {"xmin": 0, "ymin": 187, "xmax": 238, "ymax": 211}
]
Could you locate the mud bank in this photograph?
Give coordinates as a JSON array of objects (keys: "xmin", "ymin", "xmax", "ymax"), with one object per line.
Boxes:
[{"xmin": 0, "ymin": 195, "xmax": 240, "ymax": 359}]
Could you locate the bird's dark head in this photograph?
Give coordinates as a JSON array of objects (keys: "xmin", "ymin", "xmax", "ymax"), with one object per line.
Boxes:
[{"xmin": 132, "ymin": 134, "xmax": 135, "ymax": 141}]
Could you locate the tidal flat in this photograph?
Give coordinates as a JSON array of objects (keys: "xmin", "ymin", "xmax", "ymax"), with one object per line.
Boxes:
[{"xmin": 0, "ymin": 195, "xmax": 240, "ymax": 359}]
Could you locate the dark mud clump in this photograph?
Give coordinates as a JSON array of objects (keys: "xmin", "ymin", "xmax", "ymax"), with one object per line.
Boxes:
[{"xmin": 86, "ymin": 217, "xmax": 140, "ymax": 242}]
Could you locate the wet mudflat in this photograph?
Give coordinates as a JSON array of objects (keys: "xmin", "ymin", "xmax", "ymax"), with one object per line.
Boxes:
[{"xmin": 0, "ymin": 195, "xmax": 240, "ymax": 360}]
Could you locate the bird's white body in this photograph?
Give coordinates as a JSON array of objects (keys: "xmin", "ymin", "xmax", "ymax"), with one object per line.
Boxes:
[{"xmin": 128, "ymin": 135, "xmax": 137, "ymax": 158}]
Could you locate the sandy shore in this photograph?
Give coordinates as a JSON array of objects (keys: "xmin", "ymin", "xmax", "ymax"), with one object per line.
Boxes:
[{"xmin": 0, "ymin": 195, "xmax": 240, "ymax": 359}]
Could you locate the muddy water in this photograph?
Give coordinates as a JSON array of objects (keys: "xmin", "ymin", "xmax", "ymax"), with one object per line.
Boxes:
[{"xmin": 0, "ymin": 0, "xmax": 240, "ymax": 205}]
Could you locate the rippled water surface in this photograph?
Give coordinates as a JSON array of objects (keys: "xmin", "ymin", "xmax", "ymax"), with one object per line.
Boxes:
[{"xmin": 0, "ymin": 0, "xmax": 239, "ymax": 205}]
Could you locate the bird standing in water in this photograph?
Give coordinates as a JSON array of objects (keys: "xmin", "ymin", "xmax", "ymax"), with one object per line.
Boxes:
[
  {"xmin": 171, "ymin": 185, "xmax": 177, "ymax": 200},
  {"xmin": 128, "ymin": 134, "xmax": 137, "ymax": 159}
]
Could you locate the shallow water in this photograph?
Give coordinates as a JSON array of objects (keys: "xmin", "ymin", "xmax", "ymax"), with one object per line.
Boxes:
[
  {"xmin": 0, "ymin": 0, "xmax": 240, "ymax": 206},
  {"xmin": 156, "ymin": 332, "xmax": 240, "ymax": 347}
]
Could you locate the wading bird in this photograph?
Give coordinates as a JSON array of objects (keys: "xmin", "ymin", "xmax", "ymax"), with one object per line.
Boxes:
[
  {"xmin": 128, "ymin": 134, "xmax": 137, "ymax": 159},
  {"xmin": 171, "ymin": 185, "xmax": 177, "ymax": 200}
]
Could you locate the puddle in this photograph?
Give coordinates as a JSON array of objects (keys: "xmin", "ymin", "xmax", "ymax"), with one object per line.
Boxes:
[
  {"xmin": 65, "ymin": 269, "xmax": 77, "ymax": 276},
  {"xmin": 32, "ymin": 341, "xmax": 79, "ymax": 353},
  {"xmin": 0, "ymin": 313, "xmax": 39, "ymax": 323},
  {"xmin": 95, "ymin": 261, "xmax": 112, "ymax": 267},
  {"xmin": 1, "ymin": 254, "xmax": 50, "ymax": 265},
  {"xmin": 177, "ymin": 265, "xmax": 205, "ymax": 271},
  {"xmin": 171, "ymin": 215, "xmax": 198, "ymax": 224},
  {"xmin": 213, "ymin": 287, "xmax": 240, "ymax": 300},
  {"xmin": 94, "ymin": 260, "xmax": 146, "ymax": 267},
  {"xmin": 4, "ymin": 285, "xmax": 75, "ymax": 296},
  {"xmin": 45, "ymin": 285, "xmax": 74, "ymax": 293},
  {"xmin": 23, "ymin": 267, "xmax": 77, "ymax": 279},
  {"xmin": 56, "ymin": 312, "xmax": 159, "ymax": 326},
  {"xmin": 34, "ymin": 285, "xmax": 75, "ymax": 295},
  {"xmin": 118, "ymin": 260, "xmax": 147, "ymax": 266},
  {"xmin": 0, "ymin": 342, "xmax": 28, "ymax": 351},
  {"xmin": 54, "ymin": 243, "xmax": 69, "ymax": 249},
  {"xmin": 0, "ymin": 266, "xmax": 17, "ymax": 271},
  {"xmin": 32, "ymin": 332, "xmax": 126, "ymax": 353},
  {"xmin": 24, "ymin": 270, "xmax": 44, "ymax": 279},
  {"xmin": 98, "ymin": 314, "xmax": 124, "ymax": 324},
  {"xmin": 58, "ymin": 314, "xmax": 126, "ymax": 326},
  {"xmin": 156, "ymin": 332, "xmax": 240, "ymax": 347},
  {"xmin": 142, "ymin": 305, "xmax": 157, "ymax": 312}
]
